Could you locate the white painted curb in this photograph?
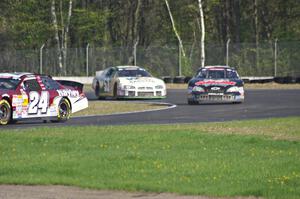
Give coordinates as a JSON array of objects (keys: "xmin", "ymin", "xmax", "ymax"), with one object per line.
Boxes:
[{"xmin": 72, "ymin": 101, "xmax": 177, "ymax": 119}]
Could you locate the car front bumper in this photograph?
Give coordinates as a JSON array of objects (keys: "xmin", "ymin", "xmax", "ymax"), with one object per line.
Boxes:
[
  {"xmin": 188, "ymin": 92, "xmax": 244, "ymax": 103},
  {"xmin": 117, "ymin": 89, "xmax": 167, "ymax": 99}
]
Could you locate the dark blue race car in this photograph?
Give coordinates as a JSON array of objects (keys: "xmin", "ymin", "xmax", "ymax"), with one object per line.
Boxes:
[{"xmin": 187, "ymin": 66, "xmax": 244, "ymax": 104}]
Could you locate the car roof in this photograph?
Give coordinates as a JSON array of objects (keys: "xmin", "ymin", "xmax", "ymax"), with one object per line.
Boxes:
[
  {"xmin": 115, "ymin": 65, "xmax": 144, "ymax": 70},
  {"xmin": 0, "ymin": 72, "xmax": 33, "ymax": 79},
  {"xmin": 203, "ymin": 65, "xmax": 231, "ymax": 69}
]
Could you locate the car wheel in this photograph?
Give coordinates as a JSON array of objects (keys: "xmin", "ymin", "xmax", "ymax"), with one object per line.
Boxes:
[
  {"xmin": 52, "ymin": 98, "xmax": 71, "ymax": 123},
  {"xmin": 188, "ymin": 100, "xmax": 198, "ymax": 105},
  {"xmin": 95, "ymin": 82, "xmax": 100, "ymax": 97},
  {"xmin": 113, "ymin": 84, "xmax": 118, "ymax": 100},
  {"xmin": 0, "ymin": 99, "xmax": 12, "ymax": 125},
  {"xmin": 95, "ymin": 82, "xmax": 106, "ymax": 100}
]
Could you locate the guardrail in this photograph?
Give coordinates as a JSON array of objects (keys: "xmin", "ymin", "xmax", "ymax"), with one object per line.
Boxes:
[{"xmin": 53, "ymin": 76, "xmax": 300, "ymax": 84}]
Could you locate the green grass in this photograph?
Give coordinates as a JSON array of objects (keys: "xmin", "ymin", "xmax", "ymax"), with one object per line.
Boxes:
[{"xmin": 1, "ymin": 117, "xmax": 300, "ymax": 198}]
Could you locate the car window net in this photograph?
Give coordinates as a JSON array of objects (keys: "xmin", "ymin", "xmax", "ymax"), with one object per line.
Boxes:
[{"xmin": 0, "ymin": 78, "xmax": 19, "ymax": 90}]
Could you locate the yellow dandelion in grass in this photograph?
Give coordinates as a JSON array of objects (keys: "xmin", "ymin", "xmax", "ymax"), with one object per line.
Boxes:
[{"xmin": 100, "ymin": 144, "xmax": 108, "ymax": 149}]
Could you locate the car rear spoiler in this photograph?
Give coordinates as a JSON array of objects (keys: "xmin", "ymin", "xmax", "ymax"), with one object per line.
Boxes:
[{"xmin": 57, "ymin": 80, "xmax": 84, "ymax": 93}]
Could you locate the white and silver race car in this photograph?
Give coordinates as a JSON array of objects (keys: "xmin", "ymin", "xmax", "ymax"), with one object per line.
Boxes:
[{"xmin": 92, "ymin": 66, "xmax": 166, "ymax": 99}]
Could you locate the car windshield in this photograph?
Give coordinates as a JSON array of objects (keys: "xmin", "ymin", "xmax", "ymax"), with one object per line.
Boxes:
[
  {"xmin": 197, "ymin": 69, "xmax": 239, "ymax": 79},
  {"xmin": 117, "ymin": 69, "xmax": 151, "ymax": 77},
  {"xmin": 0, "ymin": 78, "xmax": 20, "ymax": 90},
  {"xmin": 226, "ymin": 70, "xmax": 239, "ymax": 79}
]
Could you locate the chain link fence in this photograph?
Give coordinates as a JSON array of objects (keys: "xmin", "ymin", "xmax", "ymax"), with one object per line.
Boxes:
[{"xmin": 0, "ymin": 41, "xmax": 299, "ymax": 77}]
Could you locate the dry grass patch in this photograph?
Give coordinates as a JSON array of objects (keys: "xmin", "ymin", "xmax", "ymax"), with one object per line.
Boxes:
[
  {"xmin": 73, "ymin": 101, "xmax": 168, "ymax": 116},
  {"xmin": 171, "ymin": 117, "xmax": 300, "ymax": 141}
]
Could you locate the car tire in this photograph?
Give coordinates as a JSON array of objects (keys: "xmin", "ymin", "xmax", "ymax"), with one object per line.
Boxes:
[
  {"xmin": 95, "ymin": 82, "xmax": 106, "ymax": 100},
  {"xmin": 188, "ymin": 100, "xmax": 198, "ymax": 105},
  {"xmin": 113, "ymin": 84, "xmax": 118, "ymax": 100},
  {"xmin": 95, "ymin": 82, "xmax": 100, "ymax": 97},
  {"xmin": 0, "ymin": 99, "xmax": 12, "ymax": 125},
  {"xmin": 52, "ymin": 98, "xmax": 71, "ymax": 123}
]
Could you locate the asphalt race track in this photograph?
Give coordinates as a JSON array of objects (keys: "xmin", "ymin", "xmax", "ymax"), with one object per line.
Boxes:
[{"xmin": 1, "ymin": 89, "xmax": 300, "ymax": 129}]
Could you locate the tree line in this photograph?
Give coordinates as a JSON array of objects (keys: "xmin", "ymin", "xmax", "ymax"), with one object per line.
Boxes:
[{"xmin": 0, "ymin": 0, "xmax": 299, "ymax": 76}]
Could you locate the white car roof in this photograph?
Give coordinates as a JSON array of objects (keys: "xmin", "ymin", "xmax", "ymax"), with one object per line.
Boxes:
[
  {"xmin": 115, "ymin": 65, "xmax": 144, "ymax": 70},
  {"xmin": 0, "ymin": 72, "xmax": 32, "ymax": 79},
  {"xmin": 204, "ymin": 65, "xmax": 231, "ymax": 69}
]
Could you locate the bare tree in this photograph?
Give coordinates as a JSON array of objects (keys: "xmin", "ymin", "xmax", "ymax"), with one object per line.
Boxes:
[
  {"xmin": 132, "ymin": 0, "xmax": 141, "ymax": 66},
  {"xmin": 51, "ymin": 0, "xmax": 73, "ymax": 75},
  {"xmin": 253, "ymin": 0, "xmax": 259, "ymax": 69},
  {"xmin": 164, "ymin": 0, "xmax": 186, "ymax": 57},
  {"xmin": 197, "ymin": 0, "xmax": 205, "ymax": 68}
]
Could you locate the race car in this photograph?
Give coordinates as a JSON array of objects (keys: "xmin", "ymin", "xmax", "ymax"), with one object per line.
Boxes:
[
  {"xmin": 0, "ymin": 73, "xmax": 88, "ymax": 125},
  {"xmin": 92, "ymin": 66, "xmax": 166, "ymax": 99},
  {"xmin": 187, "ymin": 66, "xmax": 244, "ymax": 104}
]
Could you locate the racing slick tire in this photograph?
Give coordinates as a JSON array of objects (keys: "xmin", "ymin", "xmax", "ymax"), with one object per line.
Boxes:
[
  {"xmin": 95, "ymin": 82, "xmax": 105, "ymax": 100},
  {"xmin": 112, "ymin": 83, "xmax": 118, "ymax": 100},
  {"xmin": 95, "ymin": 82, "xmax": 100, "ymax": 97},
  {"xmin": 0, "ymin": 99, "xmax": 12, "ymax": 125},
  {"xmin": 51, "ymin": 98, "xmax": 71, "ymax": 123},
  {"xmin": 188, "ymin": 99, "xmax": 199, "ymax": 105}
]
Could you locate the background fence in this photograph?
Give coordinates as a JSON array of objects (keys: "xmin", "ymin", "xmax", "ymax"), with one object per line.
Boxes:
[{"xmin": 0, "ymin": 41, "xmax": 299, "ymax": 78}]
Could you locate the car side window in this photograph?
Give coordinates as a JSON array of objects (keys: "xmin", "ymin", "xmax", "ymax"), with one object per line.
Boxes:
[
  {"xmin": 106, "ymin": 68, "xmax": 116, "ymax": 78},
  {"xmin": 23, "ymin": 79, "xmax": 41, "ymax": 91},
  {"xmin": 41, "ymin": 76, "xmax": 60, "ymax": 90}
]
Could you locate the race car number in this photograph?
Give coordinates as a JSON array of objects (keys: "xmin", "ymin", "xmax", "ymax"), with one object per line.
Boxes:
[{"xmin": 28, "ymin": 91, "xmax": 49, "ymax": 114}]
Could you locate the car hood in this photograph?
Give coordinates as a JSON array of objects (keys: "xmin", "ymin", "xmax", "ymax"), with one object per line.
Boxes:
[
  {"xmin": 189, "ymin": 78, "xmax": 244, "ymax": 87},
  {"xmin": 118, "ymin": 77, "xmax": 165, "ymax": 86}
]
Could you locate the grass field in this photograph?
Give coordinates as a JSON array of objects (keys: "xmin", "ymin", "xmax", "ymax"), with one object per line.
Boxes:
[{"xmin": 1, "ymin": 117, "xmax": 300, "ymax": 198}]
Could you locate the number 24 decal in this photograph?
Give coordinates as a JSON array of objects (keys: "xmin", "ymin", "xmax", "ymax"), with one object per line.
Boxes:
[{"xmin": 28, "ymin": 91, "xmax": 49, "ymax": 114}]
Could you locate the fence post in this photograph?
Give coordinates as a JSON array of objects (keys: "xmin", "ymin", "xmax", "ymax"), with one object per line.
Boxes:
[
  {"xmin": 134, "ymin": 44, "xmax": 137, "ymax": 66},
  {"xmin": 40, "ymin": 44, "xmax": 45, "ymax": 74},
  {"xmin": 274, "ymin": 38, "xmax": 278, "ymax": 77},
  {"xmin": 178, "ymin": 42, "xmax": 181, "ymax": 76},
  {"xmin": 226, "ymin": 39, "xmax": 230, "ymax": 66},
  {"xmin": 86, "ymin": 43, "xmax": 89, "ymax": 76}
]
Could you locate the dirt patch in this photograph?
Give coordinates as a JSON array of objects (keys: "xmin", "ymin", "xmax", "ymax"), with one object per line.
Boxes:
[{"xmin": 0, "ymin": 185, "xmax": 261, "ymax": 199}]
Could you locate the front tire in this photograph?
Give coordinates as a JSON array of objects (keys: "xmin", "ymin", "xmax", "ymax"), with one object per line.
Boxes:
[
  {"xmin": 95, "ymin": 82, "xmax": 100, "ymax": 97},
  {"xmin": 113, "ymin": 84, "xmax": 118, "ymax": 100},
  {"xmin": 188, "ymin": 99, "xmax": 198, "ymax": 105},
  {"xmin": 95, "ymin": 82, "xmax": 106, "ymax": 100},
  {"xmin": 52, "ymin": 98, "xmax": 71, "ymax": 123},
  {"xmin": 0, "ymin": 99, "xmax": 12, "ymax": 125}
]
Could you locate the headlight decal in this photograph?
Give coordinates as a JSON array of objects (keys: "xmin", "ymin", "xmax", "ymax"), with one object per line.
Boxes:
[
  {"xmin": 227, "ymin": 86, "xmax": 243, "ymax": 93},
  {"xmin": 192, "ymin": 86, "xmax": 205, "ymax": 92},
  {"xmin": 155, "ymin": 85, "xmax": 164, "ymax": 89},
  {"xmin": 123, "ymin": 85, "xmax": 135, "ymax": 89}
]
